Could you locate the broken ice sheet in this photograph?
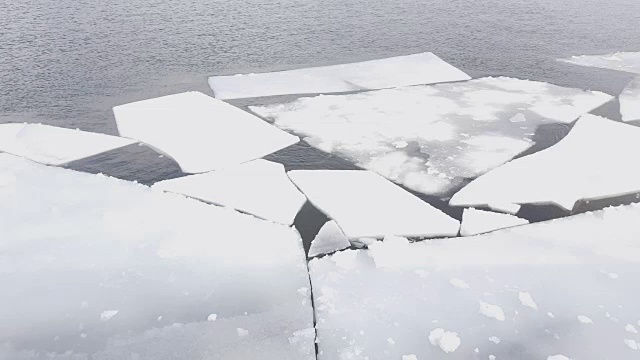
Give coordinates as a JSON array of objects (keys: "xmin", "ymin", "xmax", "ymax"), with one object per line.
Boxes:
[
  {"xmin": 559, "ymin": 51, "xmax": 640, "ymax": 75},
  {"xmin": 309, "ymin": 203, "xmax": 640, "ymax": 360},
  {"xmin": 0, "ymin": 154, "xmax": 314, "ymax": 359},
  {"xmin": 0, "ymin": 123, "xmax": 136, "ymax": 166},
  {"xmin": 307, "ymin": 220, "xmax": 351, "ymax": 258},
  {"xmin": 208, "ymin": 52, "xmax": 470, "ymax": 99},
  {"xmin": 153, "ymin": 159, "xmax": 306, "ymax": 225},
  {"xmin": 113, "ymin": 91, "xmax": 299, "ymax": 174},
  {"xmin": 450, "ymin": 114, "xmax": 640, "ymax": 211},
  {"xmin": 459, "ymin": 208, "xmax": 529, "ymax": 236},
  {"xmin": 287, "ymin": 170, "xmax": 460, "ymax": 239},
  {"xmin": 620, "ymin": 76, "xmax": 640, "ymax": 122},
  {"xmin": 251, "ymin": 77, "xmax": 612, "ymax": 195}
]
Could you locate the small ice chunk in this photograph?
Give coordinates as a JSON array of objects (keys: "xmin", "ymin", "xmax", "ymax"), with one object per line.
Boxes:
[
  {"xmin": 287, "ymin": 170, "xmax": 459, "ymax": 239},
  {"xmin": 547, "ymin": 355, "xmax": 571, "ymax": 360},
  {"xmin": 449, "ymin": 278, "xmax": 470, "ymax": 289},
  {"xmin": 625, "ymin": 324, "xmax": 638, "ymax": 333},
  {"xmin": 429, "ymin": 328, "xmax": 461, "ymax": 353},
  {"xmin": 460, "ymin": 208, "xmax": 529, "ymax": 236},
  {"xmin": 488, "ymin": 336, "xmax": 500, "ymax": 344},
  {"xmin": 113, "ymin": 92, "xmax": 299, "ymax": 173},
  {"xmin": 236, "ymin": 328, "xmax": 249, "ymax": 337},
  {"xmin": 308, "ymin": 220, "xmax": 351, "ymax": 258},
  {"xmin": 402, "ymin": 355, "xmax": 417, "ymax": 360},
  {"xmin": 559, "ymin": 51, "xmax": 640, "ymax": 74},
  {"xmin": 387, "ymin": 337, "xmax": 395, "ymax": 345},
  {"xmin": 620, "ymin": 76, "xmax": 640, "ymax": 122},
  {"xmin": 518, "ymin": 292, "xmax": 539, "ymax": 310},
  {"xmin": 0, "ymin": 123, "xmax": 135, "ymax": 166},
  {"xmin": 577, "ymin": 315, "xmax": 593, "ymax": 324},
  {"xmin": 547, "ymin": 312, "xmax": 555, "ymax": 318},
  {"xmin": 154, "ymin": 159, "xmax": 306, "ymax": 225},
  {"xmin": 479, "ymin": 301, "xmax": 506, "ymax": 321},
  {"xmin": 509, "ymin": 113, "xmax": 527, "ymax": 123},
  {"xmin": 487, "ymin": 202, "xmax": 521, "ymax": 215},
  {"xmin": 624, "ymin": 339, "xmax": 639, "ymax": 350},
  {"xmin": 489, "ymin": 355, "xmax": 496, "ymax": 360},
  {"xmin": 100, "ymin": 310, "xmax": 119, "ymax": 322},
  {"xmin": 207, "ymin": 314, "xmax": 217, "ymax": 322},
  {"xmin": 208, "ymin": 52, "xmax": 470, "ymax": 99},
  {"xmin": 393, "ymin": 141, "xmax": 409, "ymax": 149}
]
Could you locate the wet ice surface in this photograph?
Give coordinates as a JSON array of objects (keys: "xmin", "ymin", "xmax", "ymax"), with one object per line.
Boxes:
[
  {"xmin": 0, "ymin": 154, "xmax": 314, "ymax": 360},
  {"xmin": 450, "ymin": 114, "xmax": 640, "ymax": 211},
  {"xmin": 113, "ymin": 91, "xmax": 299, "ymax": 173},
  {"xmin": 620, "ymin": 77, "xmax": 640, "ymax": 122},
  {"xmin": 208, "ymin": 52, "xmax": 470, "ymax": 99},
  {"xmin": 251, "ymin": 77, "xmax": 612, "ymax": 196},
  {"xmin": 309, "ymin": 204, "xmax": 640, "ymax": 360},
  {"xmin": 459, "ymin": 208, "xmax": 529, "ymax": 236},
  {"xmin": 0, "ymin": 123, "xmax": 135, "ymax": 166},
  {"xmin": 153, "ymin": 159, "xmax": 306, "ymax": 225},
  {"xmin": 559, "ymin": 51, "xmax": 640, "ymax": 75}
]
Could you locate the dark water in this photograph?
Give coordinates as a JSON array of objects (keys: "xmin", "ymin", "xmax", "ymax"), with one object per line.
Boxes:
[{"xmin": 3, "ymin": 0, "xmax": 640, "ymax": 241}]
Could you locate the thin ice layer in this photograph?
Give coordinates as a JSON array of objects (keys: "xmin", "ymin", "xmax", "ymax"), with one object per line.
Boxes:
[
  {"xmin": 310, "ymin": 204, "xmax": 640, "ymax": 360},
  {"xmin": 252, "ymin": 77, "xmax": 612, "ymax": 195},
  {"xmin": 450, "ymin": 114, "xmax": 640, "ymax": 211},
  {"xmin": 559, "ymin": 51, "xmax": 640, "ymax": 74},
  {"xmin": 153, "ymin": 159, "xmax": 306, "ymax": 225},
  {"xmin": 308, "ymin": 220, "xmax": 351, "ymax": 258},
  {"xmin": 287, "ymin": 170, "xmax": 460, "ymax": 239},
  {"xmin": 459, "ymin": 208, "xmax": 528, "ymax": 236},
  {"xmin": 0, "ymin": 154, "xmax": 314, "ymax": 360},
  {"xmin": 620, "ymin": 76, "xmax": 640, "ymax": 122},
  {"xmin": 208, "ymin": 52, "xmax": 471, "ymax": 99},
  {"xmin": 0, "ymin": 123, "xmax": 135, "ymax": 166},
  {"xmin": 113, "ymin": 92, "xmax": 299, "ymax": 173}
]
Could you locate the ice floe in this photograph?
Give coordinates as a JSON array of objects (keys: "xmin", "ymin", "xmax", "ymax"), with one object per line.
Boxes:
[
  {"xmin": 252, "ymin": 77, "xmax": 612, "ymax": 195},
  {"xmin": 153, "ymin": 159, "xmax": 305, "ymax": 225},
  {"xmin": 0, "ymin": 154, "xmax": 314, "ymax": 360},
  {"xmin": 208, "ymin": 52, "xmax": 471, "ymax": 99},
  {"xmin": 308, "ymin": 220, "xmax": 351, "ymax": 258},
  {"xmin": 309, "ymin": 203, "xmax": 640, "ymax": 359},
  {"xmin": 287, "ymin": 170, "xmax": 460, "ymax": 239},
  {"xmin": 559, "ymin": 51, "xmax": 640, "ymax": 75},
  {"xmin": 459, "ymin": 208, "xmax": 529, "ymax": 236},
  {"xmin": 620, "ymin": 76, "xmax": 640, "ymax": 122},
  {"xmin": 0, "ymin": 123, "xmax": 135, "ymax": 165},
  {"xmin": 113, "ymin": 91, "xmax": 299, "ymax": 173},
  {"xmin": 450, "ymin": 114, "xmax": 640, "ymax": 211}
]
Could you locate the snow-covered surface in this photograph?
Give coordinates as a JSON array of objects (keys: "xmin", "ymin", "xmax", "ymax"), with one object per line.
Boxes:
[
  {"xmin": 0, "ymin": 123, "xmax": 135, "ymax": 166},
  {"xmin": 308, "ymin": 220, "xmax": 351, "ymax": 258},
  {"xmin": 559, "ymin": 51, "xmax": 640, "ymax": 74},
  {"xmin": 309, "ymin": 203, "xmax": 640, "ymax": 360},
  {"xmin": 450, "ymin": 114, "xmax": 640, "ymax": 211},
  {"xmin": 153, "ymin": 159, "xmax": 305, "ymax": 225},
  {"xmin": 287, "ymin": 170, "xmax": 460, "ymax": 239},
  {"xmin": 620, "ymin": 76, "xmax": 640, "ymax": 122},
  {"xmin": 460, "ymin": 208, "xmax": 529, "ymax": 236},
  {"xmin": 113, "ymin": 91, "xmax": 299, "ymax": 173},
  {"xmin": 208, "ymin": 52, "xmax": 471, "ymax": 99},
  {"xmin": 0, "ymin": 154, "xmax": 314, "ymax": 360},
  {"xmin": 252, "ymin": 77, "xmax": 612, "ymax": 195}
]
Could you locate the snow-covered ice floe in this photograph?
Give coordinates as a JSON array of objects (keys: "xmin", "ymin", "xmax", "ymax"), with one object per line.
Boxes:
[
  {"xmin": 559, "ymin": 51, "xmax": 640, "ymax": 75},
  {"xmin": 0, "ymin": 154, "xmax": 314, "ymax": 360},
  {"xmin": 208, "ymin": 52, "xmax": 471, "ymax": 99},
  {"xmin": 252, "ymin": 77, "xmax": 612, "ymax": 195},
  {"xmin": 308, "ymin": 220, "xmax": 351, "ymax": 258},
  {"xmin": 113, "ymin": 91, "xmax": 299, "ymax": 173},
  {"xmin": 620, "ymin": 76, "xmax": 640, "ymax": 122},
  {"xmin": 287, "ymin": 170, "xmax": 460, "ymax": 239},
  {"xmin": 459, "ymin": 208, "xmax": 528, "ymax": 236},
  {"xmin": 153, "ymin": 159, "xmax": 305, "ymax": 225},
  {"xmin": 0, "ymin": 123, "xmax": 135, "ymax": 166},
  {"xmin": 309, "ymin": 204, "xmax": 640, "ymax": 360},
  {"xmin": 450, "ymin": 114, "xmax": 640, "ymax": 211}
]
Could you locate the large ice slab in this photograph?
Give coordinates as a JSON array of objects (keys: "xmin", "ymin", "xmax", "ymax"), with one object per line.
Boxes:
[
  {"xmin": 559, "ymin": 51, "xmax": 640, "ymax": 74},
  {"xmin": 310, "ymin": 204, "xmax": 640, "ymax": 360},
  {"xmin": 208, "ymin": 52, "xmax": 471, "ymax": 99},
  {"xmin": 252, "ymin": 77, "xmax": 612, "ymax": 195},
  {"xmin": 0, "ymin": 123, "xmax": 135, "ymax": 165},
  {"xmin": 620, "ymin": 76, "xmax": 640, "ymax": 122},
  {"xmin": 308, "ymin": 220, "xmax": 351, "ymax": 258},
  {"xmin": 113, "ymin": 91, "xmax": 299, "ymax": 173},
  {"xmin": 460, "ymin": 208, "xmax": 528, "ymax": 236},
  {"xmin": 153, "ymin": 159, "xmax": 305, "ymax": 225},
  {"xmin": 0, "ymin": 154, "xmax": 314, "ymax": 360},
  {"xmin": 287, "ymin": 170, "xmax": 460, "ymax": 239},
  {"xmin": 450, "ymin": 114, "xmax": 640, "ymax": 211}
]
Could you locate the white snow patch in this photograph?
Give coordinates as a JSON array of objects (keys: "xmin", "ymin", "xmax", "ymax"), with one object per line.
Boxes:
[
  {"xmin": 489, "ymin": 336, "xmax": 500, "ymax": 344},
  {"xmin": 449, "ymin": 278, "xmax": 470, "ymax": 290},
  {"xmin": 624, "ymin": 339, "xmax": 639, "ymax": 351},
  {"xmin": 577, "ymin": 315, "xmax": 593, "ymax": 324},
  {"xmin": 113, "ymin": 92, "xmax": 299, "ymax": 173},
  {"xmin": 207, "ymin": 314, "xmax": 217, "ymax": 322},
  {"xmin": 518, "ymin": 292, "xmax": 539, "ymax": 310},
  {"xmin": 429, "ymin": 328, "xmax": 460, "ymax": 353},
  {"xmin": 100, "ymin": 310, "xmax": 119, "ymax": 322},
  {"xmin": 236, "ymin": 328, "xmax": 249, "ymax": 337},
  {"xmin": 547, "ymin": 312, "xmax": 555, "ymax": 319},
  {"xmin": 625, "ymin": 324, "xmax": 639, "ymax": 333},
  {"xmin": 308, "ymin": 220, "xmax": 351, "ymax": 258},
  {"xmin": 479, "ymin": 301, "xmax": 506, "ymax": 321},
  {"xmin": 509, "ymin": 113, "xmax": 527, "ymax": 123},
  {"xmin": 460, "ymin": 208, "xmax": 529, "ymax": 236},
  {"xmin": 620, "ymin": 76, "xmax": 640, "ymax": 122},
  {"xmin": 401, "ymin": 355, "xmax": 417, "ymax": 360},
  {"xmin": 547, "ymin": 355, "xmax": 571, "ymax": 360}
]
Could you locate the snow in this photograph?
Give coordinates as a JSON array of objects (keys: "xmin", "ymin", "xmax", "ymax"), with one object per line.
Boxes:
[
  {"xmin": 460, "ymin": 208, "xmax": 529, "ymax": 236},
  {"xmin": 252, "ymin": 77, "xmax": 612, "ymax": 195},
  {"xmin": 153, "ymin": 159, "xmax": 305, "ymax": 225},
  {"xmin": 113, "ymin": 91, "xmax": 299, "ymax": 173},
  {"xmin": 559, "ymin": 51, "xmax": 640, "ymax": 75},
  {"xmin": 308, "ymin": 220, "xmax": 351, "ymax": 258},
  {"xmin": 488, "ymin": 336, "xmax": 500, "ymax": 344},
  {"xmin": 548, "ymin": 355, "xmax": 571, "ymax": 360},
  {"xmin": 450, "ymin": 114, "xmax": 640, "ymax": 211},
  {"xmin": 287, "ymin": 170, "xmax": 460, "ymax": 239},
  {"xmin": 620, "ymin": 76, "xmax": 640, "ymax": 122},
  {"xmin": 0, "ymin": 154, "xmax": 314, "ymax": 360},
  {"xmin": 449, "ymin": 278, "xmax": 470, "ymax": 290},
  {"xmin": 518, "ymin": 292, "xmax": 539, "ymax": 310},
  {"xmin": 428, "ymin": 329, "xmax": 461, "ymax": 353},
  {"xmin": 479, "ymin": 301, "xmax": 506, "ymax": 321},
  {"xmin": 624, "ymin": 339, "xmax": 639, "ymax": 351},
  {"xmin": 208, "ymin": 52, "xmax": 471, "ymax": 99},
  {"xmin": 0, "ymin": 123, "xmax": 135, "ymax": 166},
  {"xmin": 625, "ymin": 324, "xmax": 638, "ymax": 333},
  {"xmin": 309, "ymin": 203, "xmax": 640, "ymax": 360}
]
